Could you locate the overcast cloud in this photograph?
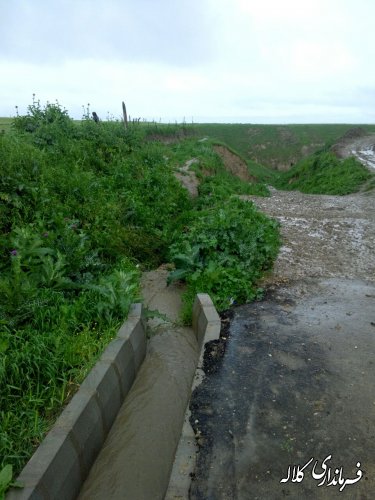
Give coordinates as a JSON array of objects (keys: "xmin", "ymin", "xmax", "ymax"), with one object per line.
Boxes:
[{"xmin": 1, "ymin": 0, "xmax": 375, "ymax": 123}]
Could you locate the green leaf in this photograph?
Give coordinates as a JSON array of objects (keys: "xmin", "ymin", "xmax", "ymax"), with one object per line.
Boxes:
[
  {"xmin": 0, "ymin": 338, "xmax": 9, "ymax": 353},
  {"xmin": 0, "ymin": 465, "xmax": 13, "ymax": 497},
  {"xmin": 167, "ymin": 268, "xmax": 189, "ymax": 285}
]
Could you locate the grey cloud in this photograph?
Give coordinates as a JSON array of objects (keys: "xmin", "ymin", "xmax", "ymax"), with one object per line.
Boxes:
[
  {"xmin": 234, "ymin": 85, "xmax": 375, "ymax": 109},
  {"xmin": 0, "ymin": 0, "xmax": 215, "ymax": 66}
]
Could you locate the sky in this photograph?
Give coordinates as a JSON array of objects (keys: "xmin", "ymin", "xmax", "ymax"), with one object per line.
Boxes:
[{"xmin": 1, "ymin": 0, "xmax": 375, "ymax": 123}]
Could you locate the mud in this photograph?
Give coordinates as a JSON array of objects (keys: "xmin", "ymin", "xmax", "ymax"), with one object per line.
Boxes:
[
  {"xmin": 334, "ymin": 132, "xmax": 375, "ymax": 171},
  {"xmin": 189, "ymin": 279, "xmax": 375, "ymax": 499},
  {"xmin": 213, "ymin": 145, "xmax": 257, "ymax": 182},
  {"xmin": 240, "ymin": 187, "xmax": 375, "ymax": 282},
  {"xmin": 175, "ymin": 158, "xmax": 200, "ymax": 197},
  {"xmin": 189, "ymin": 183, "xmax": 375, "ymax": 499},
  {"xmin": 141, "ymin": 264, "xmax": 187, "ymax": 330}
]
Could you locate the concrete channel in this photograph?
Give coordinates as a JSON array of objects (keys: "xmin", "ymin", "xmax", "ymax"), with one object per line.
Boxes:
[{"xmin": 6, "ymin": 294, "xmax": 221, "ymax": 500}]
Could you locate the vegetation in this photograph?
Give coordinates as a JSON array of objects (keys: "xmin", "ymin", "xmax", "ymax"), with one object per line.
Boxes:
[
  {"xmin": 168, "ymin": 196, "xmax": 280, "ymax": 320},
  {"xmin": 165, "ymin": 136, "xmax": 280, "ymax": 318},
  {"xmin": 274, "ymin": 150, "xmax": 373, "ymax": 195},
  {"xmin": 0, "ymin": 118, "xmax": 12, "ymax": 135},
  {"xmin": 0, "ymin": 100, "xmax": 279, "ymax": 484},
  {"xmin": 192, "ymin": 123, "xmax": 375, "ymax": 194},
  {"xmin": 170, "ymin": 136, "xmax": 270, "ymax": 197},
  {"xmin": 4, "ymin": 103, "xmax": 371, "ymax": 487},
  {"xmin": 0, "ymin": 98, "xmax": 192, "ymax": 479},
  {"xmin": 192, "ymin": 123, "xmax": 375, "ymax": 170}
]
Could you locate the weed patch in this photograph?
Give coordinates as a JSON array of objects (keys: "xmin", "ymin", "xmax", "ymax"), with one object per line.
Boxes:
[
  {"xmin": 274, "ymin": 151, "xmax": 373, "ymax": 195},
  {"xmin": 0, "ymin": 104, "xmax": 282, "ymax": 486},
  {"xmin": 0, "ymin": 99, "xmax": 192, "ymax": 480},
  {"xmin": 168, "ymin": 197, "xmax": 280, "ymax": 319}
]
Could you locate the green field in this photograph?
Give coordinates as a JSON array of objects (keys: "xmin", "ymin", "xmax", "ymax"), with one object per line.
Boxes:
[
  {"xmin": 192, "ymin": 123, "xmax": 375, "ymax": 171},
  {"xmin": 0, "ymin": 117, "xmax": 13, "ymax": 134}
]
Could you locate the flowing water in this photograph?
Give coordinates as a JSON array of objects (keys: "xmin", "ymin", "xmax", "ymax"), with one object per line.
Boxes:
[{"xmin": 79, "ymin": 327, "xmax": 198, "ymax": 500}]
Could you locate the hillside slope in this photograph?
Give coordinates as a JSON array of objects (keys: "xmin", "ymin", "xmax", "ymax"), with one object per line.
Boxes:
[{"xmin": 193, "ymin": 123, "xmax": 375, "ymax": 170}]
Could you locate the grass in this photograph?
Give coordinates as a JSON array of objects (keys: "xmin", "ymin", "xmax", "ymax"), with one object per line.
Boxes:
[
  {"xmin": 192, "ymin": 123, "xmax": 375, "ymax": 170},
  {"xmin": 0, "ymin": 117, "xmax": 13, "ymax": 134},
  {"xmin": 0, "ymin": 101, "xmax": 193, "ymax": 480},
  {"xmin": 274, "ymin": 150, "xmax": 374, "ymax": 195},
  {"xmin": 0, "ymin": 102, "xmax": 280, "ymax": 488},
  {"xmin": 167, "ymin": 137, "xmax": 280, "ymax": 319}
]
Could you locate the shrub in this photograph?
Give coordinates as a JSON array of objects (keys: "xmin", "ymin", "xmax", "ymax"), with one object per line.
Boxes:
[
  {"xmin": 0, "ymin": 98, "xmax": 192, "ymax": 480},
  {"xmin": 168, "ymin": 197, "xmax": 280, "ymax": 316}
]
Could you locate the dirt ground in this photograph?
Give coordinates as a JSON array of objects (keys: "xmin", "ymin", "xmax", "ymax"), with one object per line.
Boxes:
[
  {"xmin": 213, "ymin": 145, "xmax": 257, "ymax": 182},
  {"xmin": 188, "ymin": 141, "xmax": 375, "ymax": 499},
  {"xmin": 174, "ymin": 144, "xmax": 258, "ymax": 198},
  {"xmin": 332, "ymin": 130, "xmax": 375, "ymax": 171},
  {"xmin": 241, "ymin": 187, "xmax": 375, "ymax": 284},
  {"xmin": 175, "ymin": 158, "xmax": 200, "ymax": 197}
]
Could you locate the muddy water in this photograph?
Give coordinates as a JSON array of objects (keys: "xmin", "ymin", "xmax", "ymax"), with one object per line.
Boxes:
[{"xmin": 79, "ymin": 327, "xmax": 198, "ymax": 500}]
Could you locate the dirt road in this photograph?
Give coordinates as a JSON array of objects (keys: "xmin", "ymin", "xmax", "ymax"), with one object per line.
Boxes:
[
  {"xmin": 189, "ymin": 183, "xmax": 375, "ymax": 499},
  {"xmin": 241, "ymin": 187, "xmax": 375, "ymax": 283},
  {"xmin": 334, "ymin": 131, "xmax": 375, "ymax": 171}
]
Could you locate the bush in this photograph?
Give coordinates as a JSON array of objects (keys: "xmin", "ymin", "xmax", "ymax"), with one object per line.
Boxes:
[
  {"xmin": 0, "ymin": 98, "xmax": 192, "ymax": 479},
  {"xmin": 13, "ymin": 97, "xmax": 74, "ymax": 149},
  {"xmin": 168, "ymin": 197, "xmax": 280, "ymax": 316}
]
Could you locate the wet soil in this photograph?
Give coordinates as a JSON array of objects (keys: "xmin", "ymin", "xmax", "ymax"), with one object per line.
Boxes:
[
  {"xmin": 333, "ymin": 130, "xmax": 375, "ymax": 171},
  {"xmin": 240, "ymin": 187, "xmax": 375, "ymax": 283},
  {"xmin": 189, "ymin": 279, "xmax": 375, "ymax": 499},
  {"xmin": 175, "ymin": 158, "xmax": 200, "ymax": 197},
  {"xmin": 189, "ymin": 182, "xmax": 375, "ymax": 499}
]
